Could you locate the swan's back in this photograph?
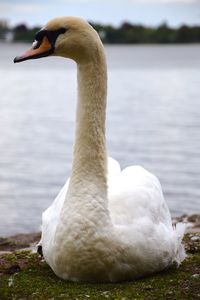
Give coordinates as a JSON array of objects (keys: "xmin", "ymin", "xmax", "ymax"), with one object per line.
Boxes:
[{"xmin": 108, "ymin": 158, "xmax": 170, "ymax": 225}]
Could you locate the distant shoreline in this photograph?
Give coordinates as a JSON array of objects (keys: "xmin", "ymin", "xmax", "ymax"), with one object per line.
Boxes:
[
  {"xmin": 1, "ymin": 40, "xmax": 200, "ymax": 45},
  {"xmin": 1, "ymin": 21, "xmax": 200, "ymax": 44}
]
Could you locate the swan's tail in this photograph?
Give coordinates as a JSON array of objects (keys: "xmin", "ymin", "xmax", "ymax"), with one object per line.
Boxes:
[{"xmin": 174, "ymin": 222, "xmax": 186, "ymax": 265}]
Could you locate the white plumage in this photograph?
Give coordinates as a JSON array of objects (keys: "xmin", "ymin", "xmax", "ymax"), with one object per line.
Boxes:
[
  {"xmin": 41, "ymin": 156, "xmax": 185, "ymax": 282},
  {"xmin": 16, "ymin": 16, "xmax": 185, "ymax": 282}
]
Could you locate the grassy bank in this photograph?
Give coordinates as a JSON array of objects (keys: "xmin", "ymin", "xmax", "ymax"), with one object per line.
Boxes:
[{"xmin": 0, "ymin": 231, "xmax": 199, "ymax": 300}]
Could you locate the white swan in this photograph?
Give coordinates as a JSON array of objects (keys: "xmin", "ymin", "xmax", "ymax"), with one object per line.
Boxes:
[{"xmin": 14, "ymin": 17, "xmax": 185, "ymax": 282}]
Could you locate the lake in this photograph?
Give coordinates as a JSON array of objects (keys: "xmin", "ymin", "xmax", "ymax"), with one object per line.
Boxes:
[{"xmin": 0, "ymin": 42, "xmax": 199, "ymax": 236}]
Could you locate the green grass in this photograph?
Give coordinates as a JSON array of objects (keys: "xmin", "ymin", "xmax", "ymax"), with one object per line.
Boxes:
[{"xmin": 0, "ymin": 233, "xmax": 199, "ymax": 300}]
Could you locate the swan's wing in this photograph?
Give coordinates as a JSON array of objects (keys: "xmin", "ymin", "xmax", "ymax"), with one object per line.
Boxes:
[
  {"xmin": 43, "ymin": 179, "xmax": 69, "ymax": 222},
  {"xmin": 107, "ymin": 156, "xmax": 121, "ymax": 182},
  {"xmin": 108, "ymin": 157, "xmax": 186, "ymax": 265},
  {"xmin": 41, "ymin": 179, "xmax": 69, "ymax": 246},
  {"xmin": 108, "ymin": 157, "xmax": 172, "ymax": 228}
]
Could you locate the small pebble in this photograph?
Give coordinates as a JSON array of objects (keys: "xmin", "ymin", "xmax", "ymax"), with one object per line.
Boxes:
[
  {"xmin": 8, "ymin": 277, "xmax": 14, "ymax": 287},
  {"xmin": 101, "ymin": 291, "xmax": 109, "ymax": 298},
  {"xmin": 144, "ymin": 285, "xmax": 153, "ymax": 290},
  {"xmin": 101, "ymin": 291, "xmax": 109, "ymax": 295},
  {"xmin": 166, "ymin": 291, "xmax": 173, "ymax": 295},
  {"xmin": 191, "ymin": 236, "xmax": 200, "ymax": 241},
  {"xmin": 192, "ymin": 274, "xmax": 199, "ymax": 279}
]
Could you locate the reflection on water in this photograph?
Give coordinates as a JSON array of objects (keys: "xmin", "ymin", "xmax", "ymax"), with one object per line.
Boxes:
[{"xmin": 0, "ymin": 43, "xmax": 200, "ymax": 236}]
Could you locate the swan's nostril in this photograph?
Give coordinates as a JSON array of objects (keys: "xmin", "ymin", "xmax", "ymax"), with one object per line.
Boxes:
[{"xmin": 32, "ymin": 40, "xmax": 42, "ymax": 50}]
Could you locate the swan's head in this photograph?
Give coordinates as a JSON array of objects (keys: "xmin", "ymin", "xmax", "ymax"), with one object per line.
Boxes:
[{"xmin": 14, "ymin": 17, "xmax": 103, "ymax": 64}]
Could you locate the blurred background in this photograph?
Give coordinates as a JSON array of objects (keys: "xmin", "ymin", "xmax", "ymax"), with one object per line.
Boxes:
[{"xmin": 0, "ymin": 0, "xmax": 200, "ymax": 236}]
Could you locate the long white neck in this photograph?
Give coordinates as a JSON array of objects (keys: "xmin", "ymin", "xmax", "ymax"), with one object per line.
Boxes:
[{"xmin": 66, "ymin": 43, "xmax": 108, "ymax": 209}]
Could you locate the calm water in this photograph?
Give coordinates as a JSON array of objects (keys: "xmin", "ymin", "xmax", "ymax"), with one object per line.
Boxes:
[{"xmin": 0, "ymin": 43, "xmax": 199, "ymax": 236}]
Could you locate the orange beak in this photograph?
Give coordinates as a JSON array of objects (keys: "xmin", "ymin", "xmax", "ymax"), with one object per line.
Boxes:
[{"xmin": 14, "ymin": 36, "xmax": 53, "ymax": 63}]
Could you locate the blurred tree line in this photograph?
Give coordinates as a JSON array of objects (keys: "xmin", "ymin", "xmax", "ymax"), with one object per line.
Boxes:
[
  {"xmin": 90, "ymin": 22, "xmax": 200, "ymax": 43},
  {"xmin": 0, "ymin": 20, "xmax": 200, "ymax": 43}
]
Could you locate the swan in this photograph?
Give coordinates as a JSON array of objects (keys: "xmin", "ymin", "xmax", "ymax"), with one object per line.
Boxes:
[{"xmin": 14, "ymin": 17, "xmax": 185, "ymax": 282}]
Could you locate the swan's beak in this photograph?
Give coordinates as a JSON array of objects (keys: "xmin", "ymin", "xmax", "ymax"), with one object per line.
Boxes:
[{"xmin": 14, "ymin": 36, "xmax": 53, "ymax": 63}]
